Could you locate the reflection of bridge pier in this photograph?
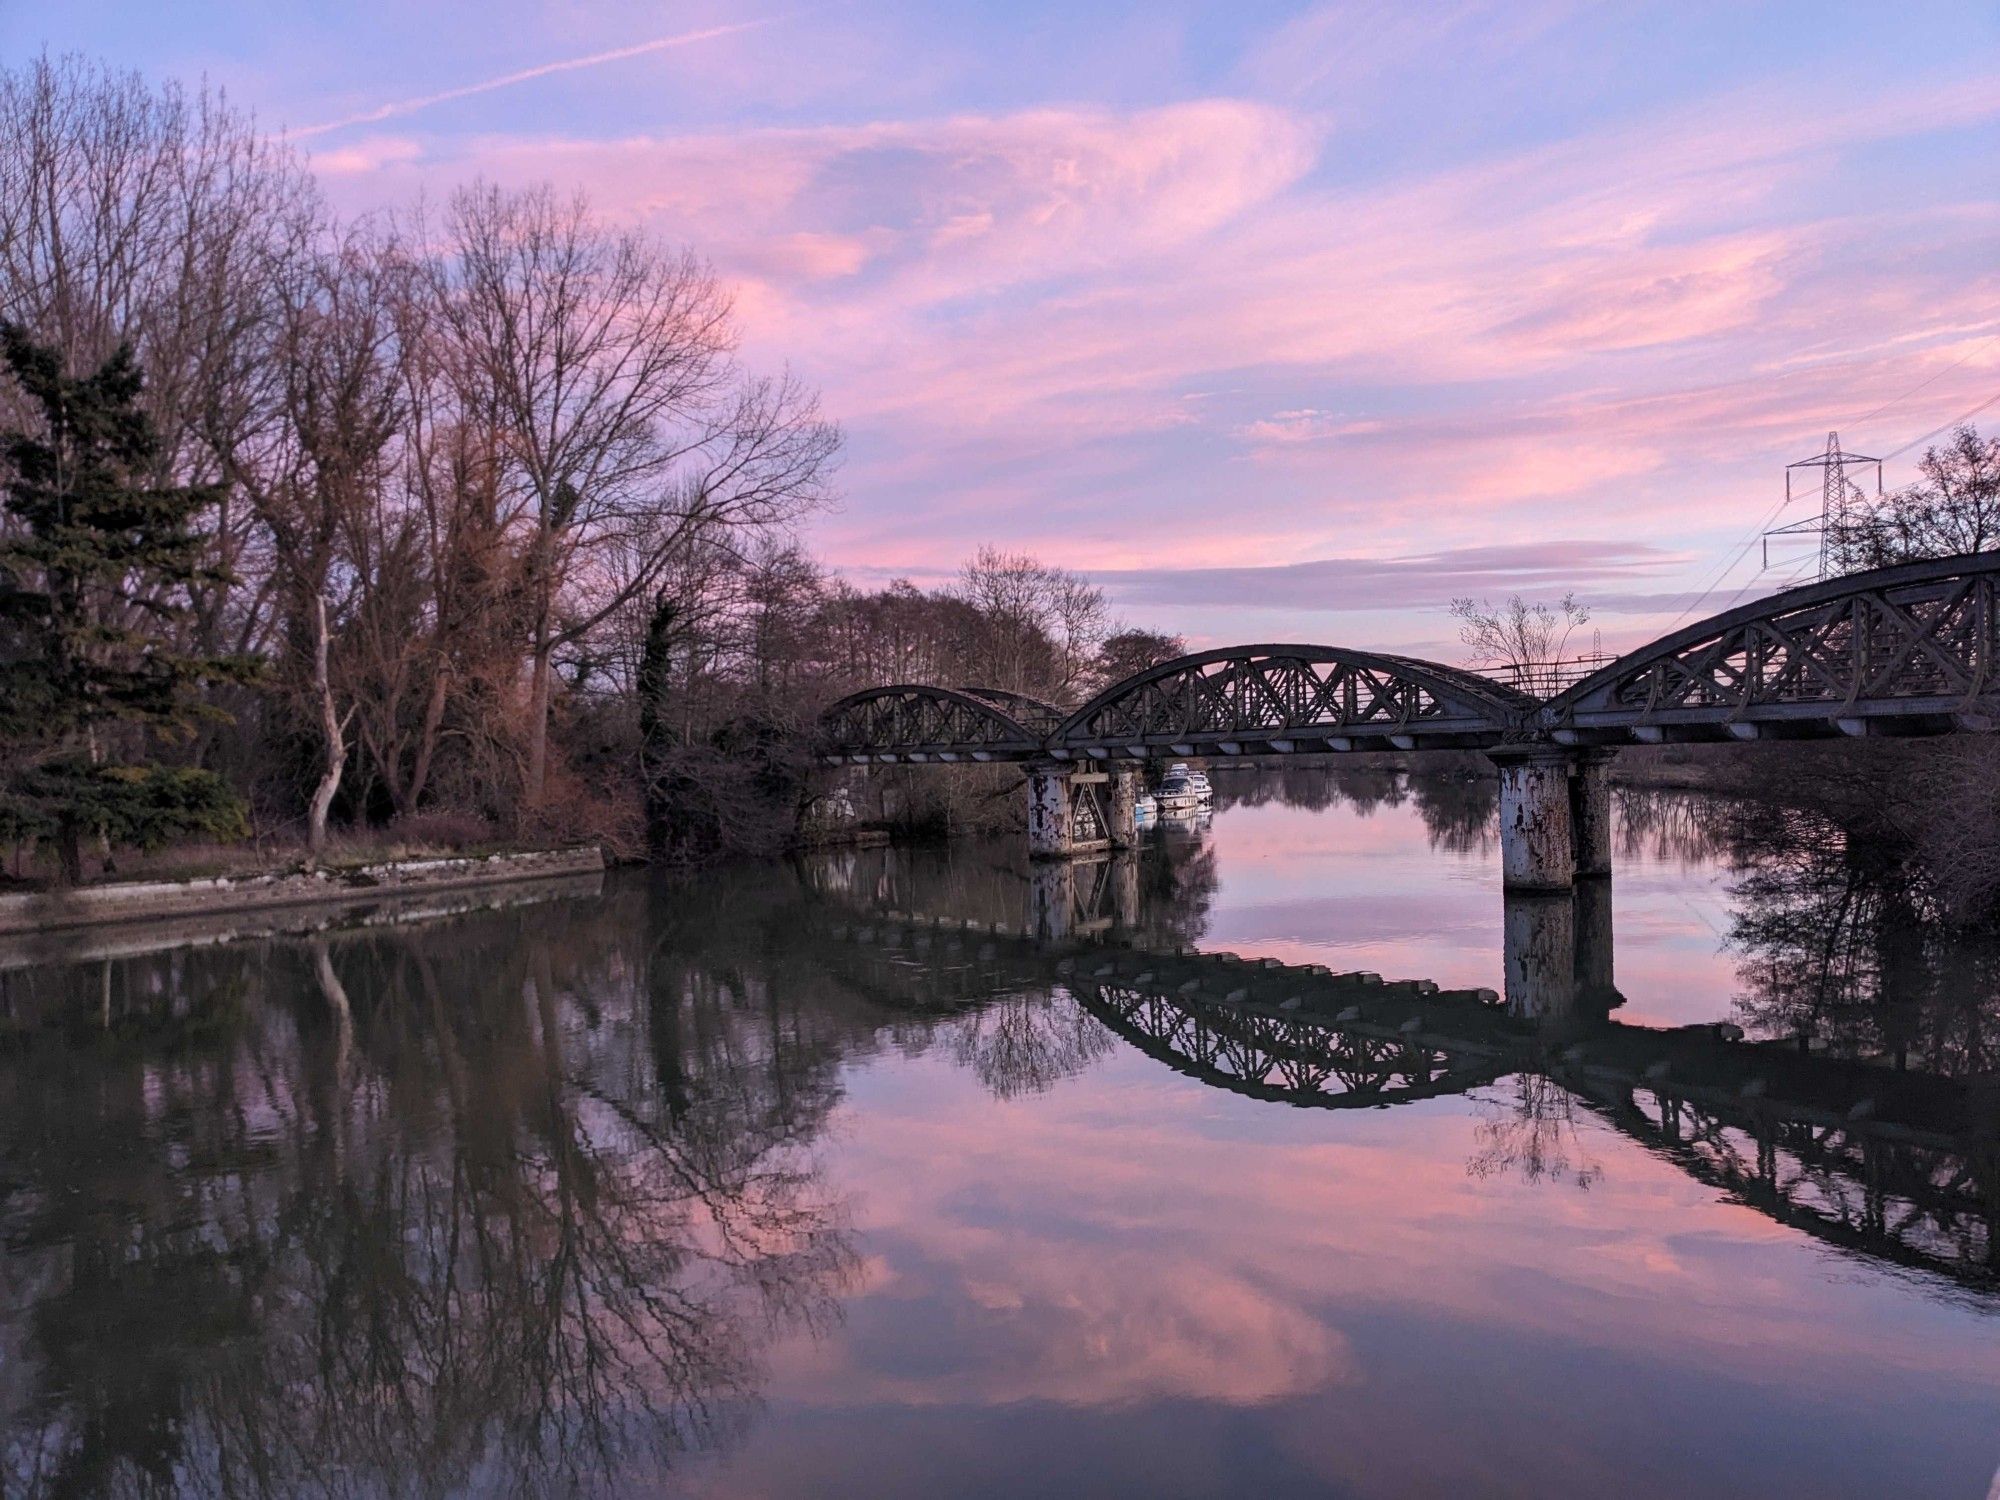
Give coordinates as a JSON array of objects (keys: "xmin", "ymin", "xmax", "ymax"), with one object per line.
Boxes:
[
  {"xmin": 1030, "ymin": 848, "xmax": 1143, "ymax": 941},
  {"xmin": 1504, "ymin": 881, "xmax": 1619, "ymax": 1027}
]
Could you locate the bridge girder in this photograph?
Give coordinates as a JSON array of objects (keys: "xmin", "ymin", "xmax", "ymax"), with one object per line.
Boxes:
[
  {"xmin": 1543, "ymin": 552, "xmax": 2000, "ymax": 743},
  {"xmin": 1048, "ymin": 645, "xmax": 1533, "ymax": 756},
  {"xmin": 817, "ymin": 553, "xmax": 2000, "ymax": 761},
  {"xmin": 817, "ymin": 684, "xmax": 1047, "ymax": 763}
]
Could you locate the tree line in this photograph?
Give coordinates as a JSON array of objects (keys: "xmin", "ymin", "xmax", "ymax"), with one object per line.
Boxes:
[{"xmin": 0, "ymin": 56, "xmax": 1182, "ymax": 882}]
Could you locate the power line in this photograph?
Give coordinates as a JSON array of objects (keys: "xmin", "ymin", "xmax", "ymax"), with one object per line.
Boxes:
[
  {"xmin": 1664, "ymin": 377, "xmax": 2000, "ymax": 632},
  {"xmin": 1879, "ymin": 387, "xmax": 2000, "ymax": 461},
  {"xmin": 1842, "ymin": 332, "xmax": 1998, "ymax": 432}
]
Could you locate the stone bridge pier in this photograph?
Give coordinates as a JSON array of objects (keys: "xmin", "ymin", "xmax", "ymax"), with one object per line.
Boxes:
[
  {"xmin": 1026, "ymin": 763, "xmax": 1140, "ymax": 861},
  {"xmin": 1490, "ymin": 747, "xmax": 1617, "ymax": 892}
]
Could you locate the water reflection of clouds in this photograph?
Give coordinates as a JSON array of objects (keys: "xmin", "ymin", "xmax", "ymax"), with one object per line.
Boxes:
[
  {"xmin": 1190, "ymin": 785, "xmax": 1745, "ymax": 1028},
  {"xmin": 736, "ymin": 1043, "xmax": 2000, "ymax": 1498}
]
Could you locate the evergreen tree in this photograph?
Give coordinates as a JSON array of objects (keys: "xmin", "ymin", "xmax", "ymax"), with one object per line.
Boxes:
[{"xmin": 0, "ymin": 324, "xmax": 251, "ymax": 884}]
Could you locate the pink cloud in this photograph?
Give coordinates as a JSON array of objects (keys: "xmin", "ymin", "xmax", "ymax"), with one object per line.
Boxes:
[{"xmin": 306, "ymin": 58, "xmax": 2000, "ymax": 647}]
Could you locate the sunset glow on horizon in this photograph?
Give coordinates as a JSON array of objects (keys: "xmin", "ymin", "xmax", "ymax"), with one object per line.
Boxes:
[{"xmin": 12, "ymin": 1, "xmax": 1997, "ymax": 658}]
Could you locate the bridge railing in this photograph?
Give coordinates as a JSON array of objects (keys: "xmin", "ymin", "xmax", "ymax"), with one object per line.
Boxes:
[{"xmin": 1481, "ymin": 654, "xmax": 1617, "ymax": 697}]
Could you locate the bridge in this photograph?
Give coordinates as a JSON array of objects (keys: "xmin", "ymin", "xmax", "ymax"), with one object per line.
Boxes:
[
  {"xmin": 817, "ymin": 553, "xmax": 2000, "ymax": 890},
  {"xmin": 805, "ymin": 899, "xmax": 1999, "ymax": 1295}
]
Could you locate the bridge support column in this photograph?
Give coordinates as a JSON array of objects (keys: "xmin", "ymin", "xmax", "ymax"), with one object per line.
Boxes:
[
  {"xmin": 1108, "ymin": 768, "xmax": 1140, "ymax": 849},
  {"xmin": 1491, "ymin": 749, "xmax": 1576, "ymax": 892},
  {"xmin": 1029, "ymin": 860, "xmax": 1075, "ymax": 941},
  {"xmin": 1570, "ymin": 749, "xmax": 1617, "ymax": 879},
  {"xmin": 1027, "ymin": 762, "xmax": 1075, "ymax": 859}
]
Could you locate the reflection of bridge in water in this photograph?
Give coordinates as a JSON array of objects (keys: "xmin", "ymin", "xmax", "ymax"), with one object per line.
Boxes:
[{"xmin": 799, "ymin": 862, "xmax": 1999, "ymax": 1296}]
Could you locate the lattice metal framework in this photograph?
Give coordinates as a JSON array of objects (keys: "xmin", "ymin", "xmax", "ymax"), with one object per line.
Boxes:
[
  {"xmin": 818, "ymin": 684, "xmax": 1046, "ymax": 762},
  {"xmin": 817, "ymin": 555, "xmax": 2000, "ymax": 761},
  {"xmin": 1547, "ymin": 553, "xmax": 2000, "ymax": 742},
  {"xmin": 959, "ymin": 686, "xmax": 1064, "ymax": 734},
  {"xmin": 1596, "ymin": 1081, "xmax": 1996, "ymax": 1290},
  {"xmin": 806, "ymin": 907, "xmax": 1996, "ymax": 1291},
  {"xmin": 1051, "ymin": 646, "xmax": 1532, "ymax": 757},
  {"xmin": 1081, "ymin": 984, "xmax": 1498, "ymax": 1109}
]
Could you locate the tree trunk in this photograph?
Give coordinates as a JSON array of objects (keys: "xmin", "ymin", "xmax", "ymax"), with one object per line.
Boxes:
[
  {"xmin": 55, "ymin": 814, "xmax": 83, "ymax": 888},
  {"xmin": 637, "ymin": 596, "xmax": 680, "ymax": 859},
  {"xmin": 404, "ymin": 669, "xmax": 450, "ymax": 812},
  {"xmin": 525, "ymin": 617, "xmax": 552, "ymax": 806},
  {"xmin": 305, "ymin": 592, "xmax": 347, "ymax": 864}
]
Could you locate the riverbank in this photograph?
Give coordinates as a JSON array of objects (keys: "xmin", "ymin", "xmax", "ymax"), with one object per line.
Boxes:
[{"xmin": 0, "ymin": 846, "xmax": 606, "ymax": 941}]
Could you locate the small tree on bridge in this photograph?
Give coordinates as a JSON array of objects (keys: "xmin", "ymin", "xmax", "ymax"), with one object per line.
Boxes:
[{"xmin": 1449, "ymin": 592, "xmax": 1591, "ymax": 697}]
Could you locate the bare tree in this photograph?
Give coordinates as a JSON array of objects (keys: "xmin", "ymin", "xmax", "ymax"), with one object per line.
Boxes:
[
  {"xmin": 953, "ymin": 546, "xmax": 1107, "ymax": 702},
  {"xmin": 1833, "ymin": 423, "xmax": 2000, "ymax": 572},
  {"xmin": 431, "ymin": 184, "xmax": 838, "ymax": 805},
  {"xmin": 0, "ymin": 55, "xmax": 321, "ymax": 659},
  {"xmin": 1093, "ymin": 628, "xmax": 1186, "ymax": 692},
  {"xmin": 223, "ymin": 229, "xmax": 410, "ymax": 858},
  {"xmin": 1449, "ymin": 592, "xmax": 1591, "ymax": 697}
]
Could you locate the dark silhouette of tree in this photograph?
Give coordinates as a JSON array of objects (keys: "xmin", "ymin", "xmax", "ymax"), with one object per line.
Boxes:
[
  {"xmin": 0, "ymin": 327, "xmax": 252, "ymax": 882},
  {"xmin": 1833, "ymin": 423, "xmax": 2000, "ymax": 571}
]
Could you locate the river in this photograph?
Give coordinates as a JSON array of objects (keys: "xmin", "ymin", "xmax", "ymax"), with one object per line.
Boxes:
[{"xmin": 0, "ymin": 772, "xmax": 1994, "ymax": 1497}]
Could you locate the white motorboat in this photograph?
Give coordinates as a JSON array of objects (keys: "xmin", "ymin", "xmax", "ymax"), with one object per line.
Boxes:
[{"xmin": 1154, "ymin": 762, "xmax": 1212, "ymax": 812}]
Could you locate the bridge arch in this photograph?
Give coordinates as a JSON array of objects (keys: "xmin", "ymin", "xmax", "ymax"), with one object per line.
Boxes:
[
  {"xmin": 818, "ymin": 684, "xmax": 1048, "ymax": 762},
  {"xmin": 957, "ymin": 686, "xmax": 1064, "ymax": 734},
  {"xmin": 1051, "ymin": 645, "xmax": 1531, "ymax": 756},
  {"xmin": 1543, "ymin": 551, "xmax": 2000, "ymax": 743}
]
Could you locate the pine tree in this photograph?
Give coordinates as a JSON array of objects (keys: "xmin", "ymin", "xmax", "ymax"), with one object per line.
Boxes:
[{"xmin": 0, "ymin": 324, "xmax": 252, "ymax": 884}]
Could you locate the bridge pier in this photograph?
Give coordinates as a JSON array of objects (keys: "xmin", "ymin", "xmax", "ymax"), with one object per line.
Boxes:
[
  {"xmin": 1026, "ymin": 763, "xmax": 1073, "ymax": 859},
  {"xmin": 1491, "ymin": 747, "xmax": 1619, "ymax": 891},
  {"xmin": 1025, "ymin": 762, "xmax": 1117, "ymax": 860},
  {"xmin": 1492, "ymin": 749, "xmax": 1575, "ymax": 891},
  {"xmin": 1108, "ymin": 768, "xmax": 1140, "ymax": 849},
  {"xmin": 1570, "ymin": 749, "xmax": 1616, "ymax": 879}
]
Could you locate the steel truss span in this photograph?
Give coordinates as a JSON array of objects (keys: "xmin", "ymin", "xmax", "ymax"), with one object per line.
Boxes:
[
  {"xmin": 815, "ymin": 554, "xmax": 2000, "ymax": 762},
  {"xmin": 818, "ymin": 684, "xmax": 1048, "ymax": 763},
  {"xmin": 1049, "ymin": 646, "xmax": 1532, "ymax": 757},
  {"xmin": 1544, "ymin": 551, "xmax": 2000, "ymax": 745}
]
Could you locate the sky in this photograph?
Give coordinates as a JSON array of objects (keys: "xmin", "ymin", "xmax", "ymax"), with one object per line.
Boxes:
[{"xmin": 8, "ymin": 1, "xmax": 1998, "ymax": 658}]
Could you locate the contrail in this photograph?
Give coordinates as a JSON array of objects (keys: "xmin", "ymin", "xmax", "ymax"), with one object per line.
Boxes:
[{"xmin": 287, "ymin": 18, "xmax": 776, "ymax": 139}]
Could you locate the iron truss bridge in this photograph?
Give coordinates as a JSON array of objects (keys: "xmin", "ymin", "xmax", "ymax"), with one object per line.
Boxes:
[
  {"xmin": 817, "ymin": 553, "xmax": 2000, "ymax": 762},
  {"xmin": 811, "ymin": 908, "xmax": 2000, "ymax": 1294}
]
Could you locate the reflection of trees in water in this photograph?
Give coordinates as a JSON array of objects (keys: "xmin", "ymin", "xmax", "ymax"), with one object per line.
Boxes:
[
  {"xmin": 798, "ymin": 832, "xmax": 1221, "ymax": 956},
  {"xmin": 949, "ymin": 989, "xmax": 1117, "ymax": 1100},
  {"xmin": 1466, "ymin": 1074, "xmax": 1603, "ymax": 1190},
  {"xmin": 1612, "ymin": 788, "xmax": 1738, "ymax": 868},
  {"xmin": 1723, "ymin": 802, "xmax": 2000, "ymax": 1076},
  {"xmin": 0, "ymin": 888, "xmax": 858, "ymax": 1497},
  {"xmin": 1211, "ymin": 762, "xmax": 1502, "ymax": 854},
  {"xmin": 1133, "ymin": 835, "xmax": 1218, "ymax": 952}
]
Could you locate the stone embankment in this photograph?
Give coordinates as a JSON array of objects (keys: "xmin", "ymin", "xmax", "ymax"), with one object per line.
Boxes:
[{"xmin": 0, "ymin": 847, "xmax": 605, "ymax": 951}]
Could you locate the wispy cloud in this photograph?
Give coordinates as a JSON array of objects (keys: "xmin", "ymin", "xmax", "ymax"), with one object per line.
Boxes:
[
  {"xmin": 1092, "ymin": 541, "xmax": 1686, "ymax": 615},
  {"xmin": 286, "ymin": 19, "xmax": 781, "ymax": 140}
]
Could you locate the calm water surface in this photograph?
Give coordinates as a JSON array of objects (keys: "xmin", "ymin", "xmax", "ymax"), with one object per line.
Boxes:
[{"xmin": 2, "ymin": 772, "xmax": 1995, "ymax": 1497}]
